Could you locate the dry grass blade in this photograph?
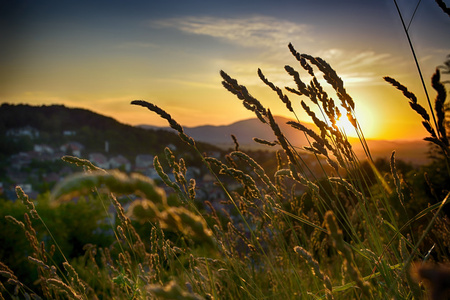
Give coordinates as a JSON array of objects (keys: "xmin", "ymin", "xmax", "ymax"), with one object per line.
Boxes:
[
  {"xmin": 432, "ymin": 69, "xmax": 448, "ymax": 145},
  {"xmin": 383, "ymin": 76, "xmax": 418, "ymax": 103},
  {"xmin": 384, "ymin": 76, "xmax": 438, "ymax": 139},
  {"xmin": 390, "ymin": 151, "xmax": 405, "ymax": 206},
  {"xmin": 435, "ymin": 0, "xmax": 450, "ymax": 17},
  {"xmin": 131, "ymin": 100, "xmax": 183, "ymax": 134},
  {"xmin": 288, "ymin": 43, "xmax": 315, "ymax": 76},
  {"xmin": 15, "ymin": 186, "xmax": 38, "ymax": 219},
  {"xmin": 231, "ymin": 134, "xmax": 239, "ymax": 151},
  {"xmin": 62, "ymin": 155, "xmax": 105, "ymax": 172},
  {"xmin": 230, "ymin": 151, "xmax": 278, "ymax": 193},
  {"xmin": 294, "ymin": 246, "xmax": 334, "ymax": 300},
  {"xmin": 47, "ymin": 278, "xmax": 82, "ymax": 300},
  {"xmin": 284, "ymin": 65, "xmax": 310, "ymax": 97},
  {"xmin": 258, "ymin": 68, "xmax": 293, "ymax": 112},
  {"xmin": 220, "ymin": 70, "xmax": 267, "ymax": 117},
  {"xmin": 131, "ymin": 100, "xmax": 195, "ymax": 146},
  {"xmin": 288, "ymin": 121, "xmax": 332, "ymax": 151},
  {"xmin": 300, "ymin": 101, "xmax": 329, "ymax": 139},
  {"xmin": 252, "ymin": 137, "xmax": 277, "ymax": 146},
  {"xmin": 300, "ymin": 52, "xmax": 354, "ymax": 111},
  {"xmin": 267, "ymin": 109, "xmax": 298, "ymax": 172}
]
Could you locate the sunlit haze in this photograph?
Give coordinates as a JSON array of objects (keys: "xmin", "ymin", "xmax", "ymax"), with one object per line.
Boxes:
[{"xmin": 1, "ymin": 0, "xmax": 449, "ymax": 140}]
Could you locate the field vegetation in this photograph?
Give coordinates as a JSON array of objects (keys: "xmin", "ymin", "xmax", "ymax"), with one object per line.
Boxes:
[{"xmin": 1, "ymin": 4, "xmax": 450, "ymax": 298}]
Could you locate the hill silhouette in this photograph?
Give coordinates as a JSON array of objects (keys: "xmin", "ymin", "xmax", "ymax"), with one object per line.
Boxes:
[
  {"xmin": 139, "ymin": 116, "xmax": 317, "ymax": 149},
  {"xmin": 0, "ymin": 103, "xmax": 220, "ymax": 159}
]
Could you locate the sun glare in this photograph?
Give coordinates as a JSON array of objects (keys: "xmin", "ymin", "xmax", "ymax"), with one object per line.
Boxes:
[
  {"xmin": 335, "ymin": 115, "xmax": 359, "ymax": 138},
  {"xmin": 332, "ymin": 101, "xmax": 378, "ymax": 140}
]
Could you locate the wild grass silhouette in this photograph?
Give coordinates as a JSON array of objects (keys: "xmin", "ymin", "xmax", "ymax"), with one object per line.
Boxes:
[{"xmin": 1, "ymin": 39, "xmax": 449, "ymax": 299}]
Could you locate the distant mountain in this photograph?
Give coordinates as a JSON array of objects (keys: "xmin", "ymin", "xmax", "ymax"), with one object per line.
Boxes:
[
  {"xmin": 140, "ymin": 116, "xmax": 431, "ymax": 165},
  {"xmin": 139, "ymin": 116, "xmax": 317, "ymax": 148}
]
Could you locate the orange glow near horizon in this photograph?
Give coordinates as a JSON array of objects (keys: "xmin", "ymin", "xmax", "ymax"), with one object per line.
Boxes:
[
  {"xmin": 1, "ymin": 2, "xmax": 448, "ymax": 142},
  {"xmin": 1, "ymin": 80, "xmax": 434, "ymax": 142}
]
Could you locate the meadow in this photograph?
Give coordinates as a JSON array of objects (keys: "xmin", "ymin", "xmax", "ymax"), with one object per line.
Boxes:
[{"xmin": 1, "ymin": 12, "xmax": 450, "ymax": 299}]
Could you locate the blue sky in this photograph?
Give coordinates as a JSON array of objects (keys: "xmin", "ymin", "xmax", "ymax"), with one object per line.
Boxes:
[{"xmin": 1, "ymin": 0, "xmax": 449, "ymax": 139}]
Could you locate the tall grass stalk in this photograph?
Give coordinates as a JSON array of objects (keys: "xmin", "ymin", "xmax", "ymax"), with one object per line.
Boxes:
[{"xmin": 392, "ymin": 0, "xmax": 438, "ymax": 132}]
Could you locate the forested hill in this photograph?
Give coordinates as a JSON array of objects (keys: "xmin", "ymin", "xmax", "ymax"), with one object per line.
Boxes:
[
  {"xmin": 0, "ymin": 103, "xmax": 220, "ymax": 158},
  {"xmin": 1, "ymin": 103, "xmax": 124, "ymax": 132}
]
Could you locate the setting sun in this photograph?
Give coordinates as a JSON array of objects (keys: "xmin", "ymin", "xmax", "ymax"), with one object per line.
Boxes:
[{"xmin": 335, "ymin": 114, "xmax": 359, "ymax": 138}]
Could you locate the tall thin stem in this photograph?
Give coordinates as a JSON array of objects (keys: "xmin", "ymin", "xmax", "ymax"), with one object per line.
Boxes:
[
  {"xmin": 392, "ymin": 0, "xmax": 439, "ymax": 134},
  {"xmin": 407, "ymin": 0, "xmax": 422, "ymax": 31}
]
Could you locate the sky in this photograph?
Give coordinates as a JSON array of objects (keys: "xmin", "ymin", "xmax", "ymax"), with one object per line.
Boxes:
[{"xmin": 0, "ymin": 0, "xmax": 449, "ymax": 140}]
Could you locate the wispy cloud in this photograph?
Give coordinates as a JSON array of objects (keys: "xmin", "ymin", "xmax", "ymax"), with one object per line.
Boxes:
[
  {"xmin": 318, "ymin": 49, "xmax": 393, "ymax": 70},
  {"xmin": 214, "ymin": 53, "xmax": 391, "ymax": 88},
  {"xmin": 151, "ymin": 15, "xmax": 311, "ymax": 49},
  {"xmin": 314, "ymin": 48, "xmax": 398, "ymax": 86},
  {"xmin": 150, "ymin": 16, "xmax": 404, "ymax": 88}
]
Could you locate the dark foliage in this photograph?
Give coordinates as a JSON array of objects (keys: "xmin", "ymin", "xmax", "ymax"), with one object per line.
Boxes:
[{"xmin": 0, "ymin": 103, "xmax": 221, "ymax": 159}]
